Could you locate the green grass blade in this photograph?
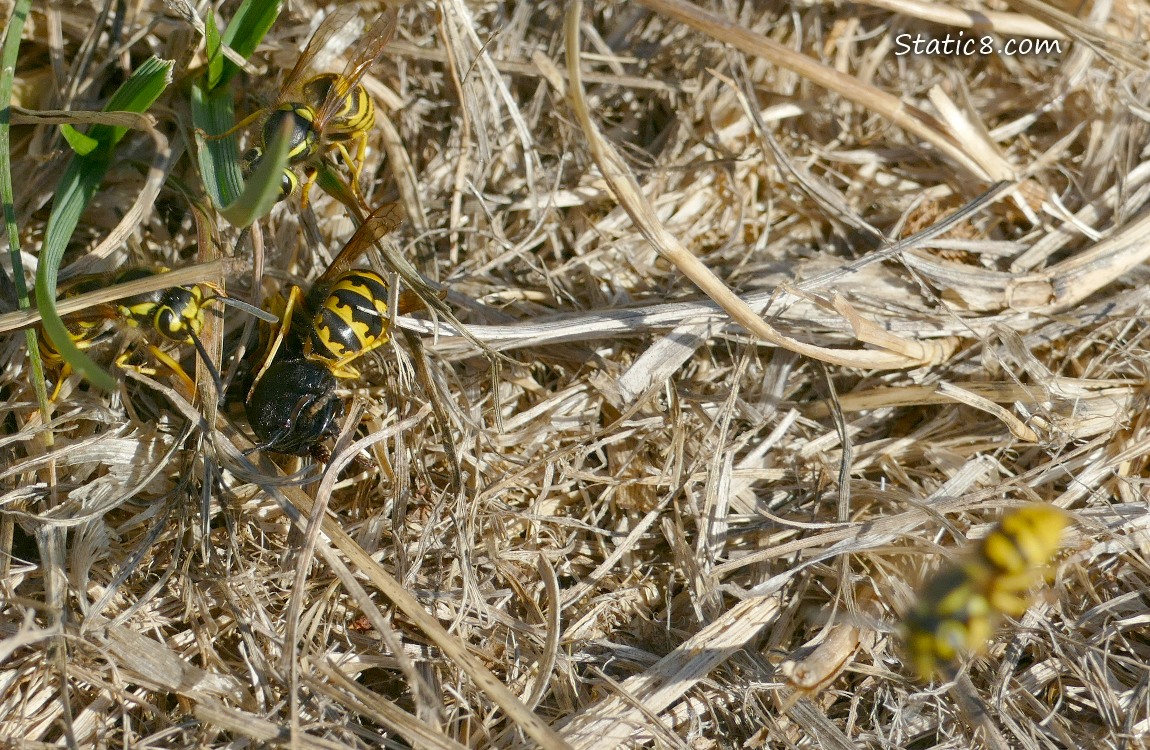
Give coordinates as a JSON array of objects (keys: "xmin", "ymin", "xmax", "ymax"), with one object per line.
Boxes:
[
  {"xmin": 192, "ymin": 82, "xmax": 291, "ymax": 227},
  {"xmin": 220, "ymin": 0, "xmax": 282, "ymax": 88},
  {"xmin": 204, "ymin": 11, "xmax": 225, "ymax": 91},
  {"xmin": 96, "ymin": 56, "xmax": 171, "ymax": 142},
  {"xmin": 219, "ymin": 115, "xmax": 292, "ymax": 227},
  {"xmin": 59, "ymin": 124, "xmax": 99, "ymax": 155},
  {"xmin": 0, "ymin": 0, "xmax": 49, "ymax": 408},
  {"xmin": 191, "ymin": 82, "xmax": 244, "ymax": 209},
  {"xmin": 36, "ymin": 56, "xmax": 174, "ymax": 392},
  {"xmin": 193, "ymin": 0, "xmax": 285, "ymax": 224},
  {"xmin": 1, "ymin": 0, "xmax": 32, "ymax": 308}
]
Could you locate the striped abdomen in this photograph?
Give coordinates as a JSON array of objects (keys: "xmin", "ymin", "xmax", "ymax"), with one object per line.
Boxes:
[
  {"xmin": 308, "ymin": 270, "xmax": 390, "ymax": 365},
  {"xmin": 301, "ymin": 73, "xmax": 375, "ymax": 143}
]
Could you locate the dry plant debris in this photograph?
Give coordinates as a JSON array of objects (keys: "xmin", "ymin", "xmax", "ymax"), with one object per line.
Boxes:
[{"xmin": 2, "ymin": 0, "xmax": 1150, "ymax": 747}]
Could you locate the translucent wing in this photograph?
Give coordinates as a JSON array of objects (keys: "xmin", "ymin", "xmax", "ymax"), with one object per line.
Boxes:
[
  {"xmin": 313, "ymin": 202, "xmax": 404, "ymax": 294},
  {"xmin": 57, "ymin": 304, "xmax": 120, "ymax": 326},
  {"xmin": 56, "ymin": 272, "xmax": 109, "ymax": 297},
  {"xmin": 312, "ymin": 9, "xmax": 397, "ymax": 130},
  {"xmin": 274, "ymin": 5, "xmax": 364, "ymax": 106}
]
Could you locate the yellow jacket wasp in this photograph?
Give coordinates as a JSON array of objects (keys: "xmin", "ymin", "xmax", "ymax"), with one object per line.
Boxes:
[
  {"xmin": 903, "ymin": 504, "xmax": 1070, "ymax": 680},
  {"xmin": 220, "ymin": 7, "xmax": 397, "ymax": 207},
  {"xmin": 40, "ymin": 266, "xmax": 274, "ymax": 399},
  {"xmin": 244, "ymin": 202, "xmax": 404, "ymax": 460}
]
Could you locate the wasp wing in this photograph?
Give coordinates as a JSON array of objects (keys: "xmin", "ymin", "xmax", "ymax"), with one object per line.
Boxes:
[
  {"xmin": 313, "ymin": 9, "xmax": 397, "ymax": 131},
  {"xmin": 275, "ymin": 5, "xmax": 365, "ymax": 107},
  {"xmin": 56, "ymin": 304, "xmax": 121, "ymax": 326},
  {"xmin": 312, "ymin": 202, "xmax": 404, "ymax": 298}
]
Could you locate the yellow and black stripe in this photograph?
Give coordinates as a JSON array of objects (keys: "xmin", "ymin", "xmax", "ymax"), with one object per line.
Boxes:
[
  {"xmin": 261, "ymin": 102, "xmax": 320, "ymax": 165},
  {"xmin": 300, "ymin": 73, "xmax": 375, "ymax": 144},
  {"xmin": 244, "ymin": 203, "xmax": 403, "ymax": 458},
  {"xmin": 211, "ymin": 8, "xmax": 396, "ymax": 208},
  {"xmin": 307, "ymin": 269, "xmax": 390, "ymax": 366},
  {"xmin": 37, "ymin": 276, "xmax": 109, "ymax": 368},
  {"xmin": 113, "ymin": 268, "xmax": 207, "ymax": 344},
  {"xmin": 245, "ymin": 75, "xmax": 376, "ymax": 207},
  {"xmin": 242, "ymin": 147, "xmax": 300, "ymax": 200},
  {"xmin": 903, "ymin": 505, "xmax": 1069, "ymax": 680},
  {"xmin": 36, "ymin": 267, "xmax": 220, "ymax": 398}
]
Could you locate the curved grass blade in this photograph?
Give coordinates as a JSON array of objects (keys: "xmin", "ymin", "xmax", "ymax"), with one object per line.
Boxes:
[
  {"xmin": 191, "ymin": 80, "xmax": 244, "ymax": 210},
  {"xmin": 59, "ymin": 124, "xmax": 98, "ymax": 155},
  {"xmin": 223, "ymin": 115, "xmax": 293, "ymax": 226},
  {"xmin": 219, "ymin": 0, "xmax": 282, "ymax": 88},
  {"xmin": 0, "ymin": 0, "xmax": 50, "ymax": 407},
  {"xmin": 204, "ymin": 10, "xmax": 225, "ymax": 92},
  {"xmin": 36, "ymin": 56, "xmax": 174, "ymax": 392}
]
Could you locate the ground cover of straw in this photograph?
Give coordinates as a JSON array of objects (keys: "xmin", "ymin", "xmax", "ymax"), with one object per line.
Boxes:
[{"xmin": 2, "ymin": 0, "xmax": 1150, "ymax": 747}]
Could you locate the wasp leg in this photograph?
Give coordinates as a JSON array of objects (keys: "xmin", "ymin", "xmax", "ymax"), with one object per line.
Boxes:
[
  {"xmin": 200, "ymin": 108, "xmax": 268, "ymax": 142},
  {"xmin": 40, "ymin": 346, "xmax": 72, "ymax": 401},
  {"xmin": 149, "ymin": 345, "xmax": 196, "ymax": 394},
  {"xmin": 986, "ymin": 570, "xmax": 1046, "ymax": 618},
  {"xmin": 115, "ymin": 347, "xmax": 195, "ymax": 394},
  {"xmin": 333, "ymin": 131, "xmax": 368, "ymax": 198},
  {"xmin": 299, "ymin": 167, "xmax": 319, "ymax": 209},
  {"xmin": 247, "ymin": 284, "xmax": 303, "ymax": 400},
  {"xmin": 47, "ymin": 365, "xmax": 73, "ymax": 402},
  {"xmin": 327, "ymin": 333, "xmax": 391, "ymax": 379},
  {"xmin": 330, "ymin": 363, "xmax": 362, "ymax": 379}
]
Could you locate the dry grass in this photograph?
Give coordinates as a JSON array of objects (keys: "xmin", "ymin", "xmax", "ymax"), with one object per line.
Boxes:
[{"xmin": 2, "ymin": 0, "xmax": 1150, "ymax": 747}]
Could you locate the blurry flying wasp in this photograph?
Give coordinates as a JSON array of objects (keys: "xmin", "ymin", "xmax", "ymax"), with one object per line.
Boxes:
[
  {"xmin": 217, "ymin": 6, "xmax": 397, "ymax": 207},
  {"xmin": 902, "ymin": 504, "xmax": 1070, "ymax": 681},
  {"xmin": 40, "ymin": 267, "xmax": 275, "ymax": 399},
  {"xmin": 243, "ymin": 202, "xmax": 405, "ymax": 460}
]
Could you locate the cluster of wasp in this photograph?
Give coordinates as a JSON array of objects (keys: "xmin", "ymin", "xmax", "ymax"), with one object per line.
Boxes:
[
  {"xmin": 34, "ymin": 6, "xmax": 1073, "ymax": 685},
  {"xmin": 40, "ymin": 7, "xmax": 405, "ymax": 463}
]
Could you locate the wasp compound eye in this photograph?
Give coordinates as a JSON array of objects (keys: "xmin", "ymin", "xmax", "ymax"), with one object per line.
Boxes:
[
  {"xmin": 242, "ymin": 147, "xmax": 298, "ymax": 201},
  {"xmin": 246, "ymin": 358, "xmax": 343, "ymax": 457}
]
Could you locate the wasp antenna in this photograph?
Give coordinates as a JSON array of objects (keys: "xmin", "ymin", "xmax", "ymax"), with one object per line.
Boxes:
[
  {"xmin": 188, "ymin": 328, "xmax": 225, "ymax": 406},
  {"xmin": 242, "ymin": 442, "xmax": 269, "ymax": 457},
  {"xmin": 213, "ymin": 295, "xmax": 281, "ymax": 324}
]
